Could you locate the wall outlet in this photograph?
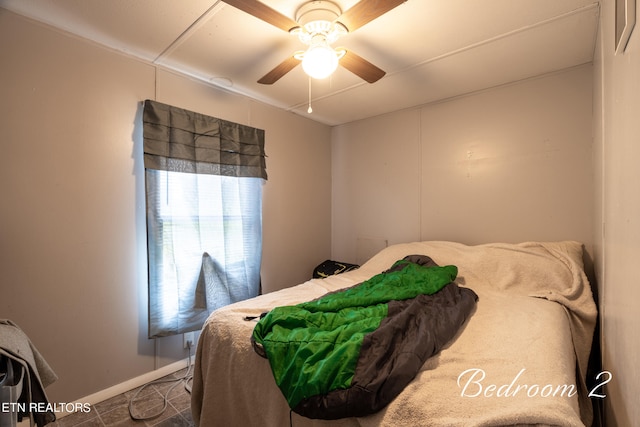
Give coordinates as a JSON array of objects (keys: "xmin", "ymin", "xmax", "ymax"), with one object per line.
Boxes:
[{"xmin": 183, "ymin": 332, "xmax": 194, "ymax": 349}]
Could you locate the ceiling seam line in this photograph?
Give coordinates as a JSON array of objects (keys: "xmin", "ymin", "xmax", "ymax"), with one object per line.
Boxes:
[
  {"xmin": 287, "ymin": 2, "xmax": 600, "ymax": 111},
  {"xmin": 153, "ymin": 1, "xmax": 227, "ymax": 64},
  {"xmin": 391, "ymin": 2, "xmax": 600, "ymax": 76}
]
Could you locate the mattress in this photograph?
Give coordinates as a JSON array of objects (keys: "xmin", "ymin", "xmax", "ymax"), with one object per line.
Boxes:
[{"xmin": 191, "ymin": 241, "xmax": 597, "ymax": 426}]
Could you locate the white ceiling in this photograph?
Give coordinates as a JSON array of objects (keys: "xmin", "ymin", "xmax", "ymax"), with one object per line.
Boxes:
[{"xmin": 0, "ymin": 0, "xmax": 599, "ymax": 126}]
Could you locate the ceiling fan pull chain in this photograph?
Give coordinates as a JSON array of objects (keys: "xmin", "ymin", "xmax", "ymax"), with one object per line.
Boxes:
[{"xmin": 308, "ymin": 77, "xmax": 313, "ymax": 114}]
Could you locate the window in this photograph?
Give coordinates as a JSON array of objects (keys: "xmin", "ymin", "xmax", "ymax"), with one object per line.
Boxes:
[{"xmin": 142, "ymin": 100, "xmax": 266, "ymax": 338}]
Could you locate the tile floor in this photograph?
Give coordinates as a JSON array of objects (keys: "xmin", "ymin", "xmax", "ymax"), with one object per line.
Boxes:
[{"xmin": 48, "ymin": 368, "xmax": 194, "ymax": 427}]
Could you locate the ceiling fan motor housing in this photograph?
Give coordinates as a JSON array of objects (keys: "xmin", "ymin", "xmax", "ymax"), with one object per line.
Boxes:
[
  {"xmin": 296, "ymin": 1, "xmax": 341, "ymax": 27},
  {"xmin": 293, "ymin": 1, "xmax": 348, "ymax": 47}
]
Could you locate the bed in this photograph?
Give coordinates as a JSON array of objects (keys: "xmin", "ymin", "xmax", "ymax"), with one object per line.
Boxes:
[{"xmin": 191, "ymin": 241, "xmax": 597, "ymax": 427}]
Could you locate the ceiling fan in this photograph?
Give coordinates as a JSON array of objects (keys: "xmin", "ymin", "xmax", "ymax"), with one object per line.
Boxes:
[{"xmin": 222, "ymin": 0, "xmax": 407, "ymax": 84}]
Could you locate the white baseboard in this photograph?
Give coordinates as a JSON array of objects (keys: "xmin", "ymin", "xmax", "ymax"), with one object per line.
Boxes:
[{"xmin": 57, "ymin": 357, "xmax": 191, "ymax": 419}]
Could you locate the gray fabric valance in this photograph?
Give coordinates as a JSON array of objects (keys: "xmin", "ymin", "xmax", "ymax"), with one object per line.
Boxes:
[{"xmin": 143, "ymin": 99, "xmax": 267, "ymax": 179}]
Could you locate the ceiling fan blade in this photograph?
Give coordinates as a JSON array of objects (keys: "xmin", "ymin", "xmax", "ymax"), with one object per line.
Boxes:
[
  {"xmin": 340, "ymin": 50, "xmax": 386, "ymax": 83},
  {"xmin": 258, "ymin": 55, "xmax": 301, "ymax": 84},
  {"xmin": 338, "ymin": 0, "xmax": 406, "ymax": 32},
  {"xmin": 222, "ymin": 0, "xmax": 299, "ymax": 32}
]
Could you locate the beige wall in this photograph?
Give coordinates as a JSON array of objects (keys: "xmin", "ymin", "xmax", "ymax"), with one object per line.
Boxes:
[
  {"xmin": 332, "ymin": 65, "xmax": 594, "ymax": 263},
  {"xmin": 331, "ymin": 109, "xmax": 422, "ymax": 262},
  {"xmin": 594, "ymin": 0, "xmax": 640, "ymax": 425},
  {"xmin": 419, "ymin": 68, "xmax": 594, "ymax": 246},
  {"xmin": 0, "ymin": 10, "xmax": 332, "ymax": 403}
]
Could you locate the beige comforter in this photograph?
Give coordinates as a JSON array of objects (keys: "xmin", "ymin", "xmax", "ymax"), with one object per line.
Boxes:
[{"xmin": 191, "ymin": 241, "xmax": 597, "ymax": 426}]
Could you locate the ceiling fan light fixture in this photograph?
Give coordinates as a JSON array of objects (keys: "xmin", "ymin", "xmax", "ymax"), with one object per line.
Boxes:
[
  {"xmin": 292, "ymin": 21, "xmax": 346, "ymax": 45},
  {"xmin": 301, "ymin": 40, "xmax": 340, "ymax": 79}
]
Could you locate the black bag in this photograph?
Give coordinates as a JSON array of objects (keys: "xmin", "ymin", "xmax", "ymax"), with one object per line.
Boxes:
[{"xmin": 312, "ymin": 260, "xmax": 359, "ymax": 279}]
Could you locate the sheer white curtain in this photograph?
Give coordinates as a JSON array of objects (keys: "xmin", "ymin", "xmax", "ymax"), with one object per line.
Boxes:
[
  {"xmin": 143, "ymin": 100, "xmax": 266, "ymax": 338},
  {"xmin": 146, "ymin": 170, "xmax": 262, "ymax": 337}
]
